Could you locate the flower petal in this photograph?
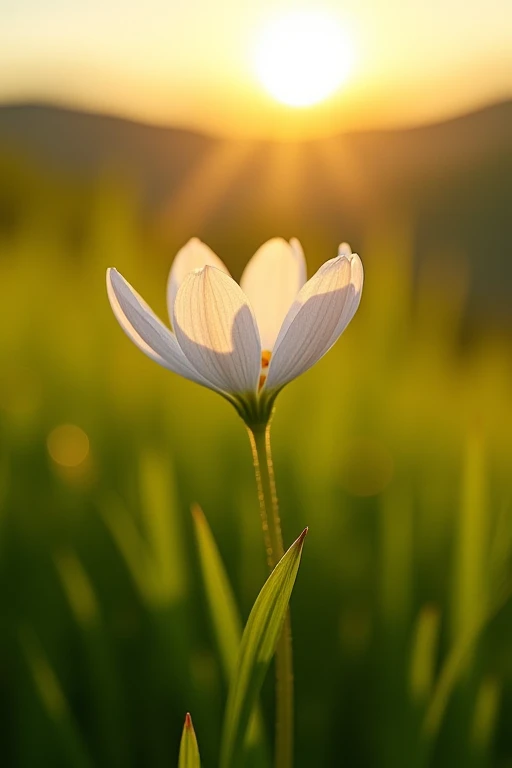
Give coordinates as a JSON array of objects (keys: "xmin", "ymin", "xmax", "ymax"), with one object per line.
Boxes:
[
  {"xmin": 106, "ymin": 268, "xmax": 214, "ymax": 388},
  {"xmin": 173, "ymin": 266, "xmax": 261, "ymax": 394},
  {"xmin": 167, "ymin": 238, "xmax": 230, "ymax": 323},
  {"xmin": 265, "ymin": 251, "xmax": 363, "ymax": 390},
  {"xmin": 240, "ymin": 237, "xmax": 307, "ymax": 351}
]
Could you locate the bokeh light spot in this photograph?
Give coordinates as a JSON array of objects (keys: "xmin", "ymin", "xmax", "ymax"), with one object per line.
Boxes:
[{"xmin": 47, "ymin": 424, "xmax": 90, "ymax": 468}]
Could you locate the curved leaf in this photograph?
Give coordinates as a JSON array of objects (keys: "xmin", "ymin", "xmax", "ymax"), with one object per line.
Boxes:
[
  {"xmin": 191, "ymin": 504, "xmax": 243, "ymax": 676},
  {"xmin": 220, "ymin": 528, "xmax": 307, "ymax": 768},
  {"xmin": 191, "ymin": 504, "xmax": 268, "ymax": 766}
]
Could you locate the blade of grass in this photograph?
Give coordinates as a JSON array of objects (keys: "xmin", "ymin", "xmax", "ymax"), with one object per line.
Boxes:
[
  {"xmin": 423, "ymin": 578, "xmax": 512, "ymax": 740},
  {"xmin": 100, "ymin": 496, "xmax": 158, "ymax": 606},
  {"xmin": 471, "ymin": 676, "xmax": 501, "ymax": 752},
  {"xmin": 409, "ymin": 604, "xmax": 441, "ymax": 705},
  {"xmin": 139, "ymin": 450, "xmax": 188, "ymax": 605},
  {"xmin": 452, "ymin": 434, "xmax": 488, "ymax": 650},
  {"xmin": 54, "ymin": 549, "xmax": 99, "ymax": 630},
  {"xmin": 53, "ymin": 549, "xmax": 128, "ymax": 767},
  {"xmin": 178, "ymin": 713, "xmax": 200, "ymax": 768},
  {"xmin": 20, "ymin": 626, "xmax": 94, "ymax": 768},
  {"xmin": 191, "ymin": 504, "xmax": 268, "ymax": 765},
  {"xmin": 191, "ymin": 503, "xmax": 242, "ymax": 677},
  {"xmin": 220, "ymin": 528, "xmax": 307, "ymax": 768},
  {"xmin": 100, "ymin": 495, "xmax": 198, "ymax": 716}
]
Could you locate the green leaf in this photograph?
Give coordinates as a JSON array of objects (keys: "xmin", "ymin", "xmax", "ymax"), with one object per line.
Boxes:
[
  {"xmin": 178, "ymin": 713, "xmax": 200, "ymax": 768},
  {"xmin": 191, "ymin": 504, "xmax": 243, "ymax": 677},
  {"xmin": 191, "ymin": 504, "xmax": 268, "ymax": 766},
  {"xmin": 20, "ymin": 627, "xmax": 94, "ymax": 768},
  {"xmin": 220, "ymin": 528, "xmax": 308, "ymax": 768},
  {"xmin": 100, "ymin": 497, "xmax": 158, "ymax": 606},
  {"xmin": 139, "ymin": 451, "xmax": 188, "ymax": 605}
]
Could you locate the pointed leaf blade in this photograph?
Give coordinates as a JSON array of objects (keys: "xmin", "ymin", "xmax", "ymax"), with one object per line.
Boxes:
[
  {"xmin": 191, "ymin": 504, "xmax": 242, "ymax": 676},
  {"xmin": 220, "ymin": 528, "xmax": 308, "ymax": 768},
  {"xmin": 178, "ymin": 713, "xmax": 200, "ymax": 768},
  {"xmin": 191, "ymin": 504, "xmax": 268, "ymax": 766}
]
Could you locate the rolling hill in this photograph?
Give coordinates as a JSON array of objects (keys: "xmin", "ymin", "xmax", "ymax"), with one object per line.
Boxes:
[{"xmin": 0, "ymin": 100, "xmax": 510, "ymax": 322}]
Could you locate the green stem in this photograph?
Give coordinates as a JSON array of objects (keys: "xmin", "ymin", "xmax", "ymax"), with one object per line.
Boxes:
[{"xmin": 248, "ymin": 423, "xmax": 294, "ymax": 768}]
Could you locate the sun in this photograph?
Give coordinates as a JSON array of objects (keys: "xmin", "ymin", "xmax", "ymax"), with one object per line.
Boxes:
[{"xmin": 254, "ymin": 10, "xmax": 354, "ymax": 108}]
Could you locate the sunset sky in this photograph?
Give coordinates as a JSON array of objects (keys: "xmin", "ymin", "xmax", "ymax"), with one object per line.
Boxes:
[{"xmin": 1, "ymin": 0, "xmax": 510, "ymax": 138}]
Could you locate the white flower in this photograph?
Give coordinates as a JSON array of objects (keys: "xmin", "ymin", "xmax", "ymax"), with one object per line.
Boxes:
[{"xmin": 106, "ymin": 237, "xmax": 363, "ymax": 425}]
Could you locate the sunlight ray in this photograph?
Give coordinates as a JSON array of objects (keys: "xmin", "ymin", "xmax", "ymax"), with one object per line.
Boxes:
[
  {"xmin": 257, "ymin": 141, "xmax": 304, "ymax": 220},
  {"xmin": 311, "ymin": 136, "xmax": 368, "ymax": 211},
  {"xmin": 157, "ymin": 140, "xmax": 258, "ymax": 238}
]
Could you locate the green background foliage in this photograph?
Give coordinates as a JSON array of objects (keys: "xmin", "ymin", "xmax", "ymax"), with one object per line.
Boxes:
[{"xmin": 0, "ymin": 102, "xmax": 511, "ymax": 767}]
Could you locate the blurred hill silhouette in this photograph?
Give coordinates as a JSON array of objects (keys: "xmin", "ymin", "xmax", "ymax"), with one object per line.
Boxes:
[{"xmin": 0, "ymin": 100, "xmax": 510, "ymax": 324}]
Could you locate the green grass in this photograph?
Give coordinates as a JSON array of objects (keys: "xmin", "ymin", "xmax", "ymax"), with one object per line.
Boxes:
[{"xmin": 0, "ymin": 169, "xmax": 511, "ymax": 767}]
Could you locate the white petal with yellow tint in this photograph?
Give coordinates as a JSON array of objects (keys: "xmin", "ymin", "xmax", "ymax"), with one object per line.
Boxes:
[
  {"xmin": 265, "ymin": 251, "xmax": 363, "ymax": 390},
  {"xmin": 107, "ymin": 268, "xmax": 213, "ymax": 388},
  {"xmin": 240, "ymin": 237, "xmax": 307, "ymax": 351},
  {"xmin": 173, "ymin": 266, "xmax": 262, "ymax": 394},
  {"xmin": 167, "ymin": 238, "xmax": 230, "ymax": 322}
]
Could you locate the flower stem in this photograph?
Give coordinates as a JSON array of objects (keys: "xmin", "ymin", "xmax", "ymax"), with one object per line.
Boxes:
[{"xmin": 248, "ymin": 423, "xmax": 294, "ymax": 768}]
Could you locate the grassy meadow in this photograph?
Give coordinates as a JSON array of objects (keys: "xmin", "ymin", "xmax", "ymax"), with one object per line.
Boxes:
[{"xmin": 0, "ymin": 129, "xmax": 511, "ymax": 768}]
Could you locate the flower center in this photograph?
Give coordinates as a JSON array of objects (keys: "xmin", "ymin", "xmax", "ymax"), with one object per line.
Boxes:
[{"xmin": 259, "ymin": 349, "xmax": 272, "ymax": 390}]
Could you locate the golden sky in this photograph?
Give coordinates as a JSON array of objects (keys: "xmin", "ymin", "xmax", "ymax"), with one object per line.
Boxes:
[{"xmin": 1, "ymin": 0, "xmax": 511, "ymax": 138}]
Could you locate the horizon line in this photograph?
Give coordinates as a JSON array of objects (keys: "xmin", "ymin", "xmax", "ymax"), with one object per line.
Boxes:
[{"xmin": 0, "ymin": 92, "xmax": 510, "ymax": 144}]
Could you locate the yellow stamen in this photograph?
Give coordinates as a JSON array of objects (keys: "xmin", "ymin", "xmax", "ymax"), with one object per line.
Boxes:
[{"xmin": 261, "ymin": 350, "xmax": 272, "ymax": 369}]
